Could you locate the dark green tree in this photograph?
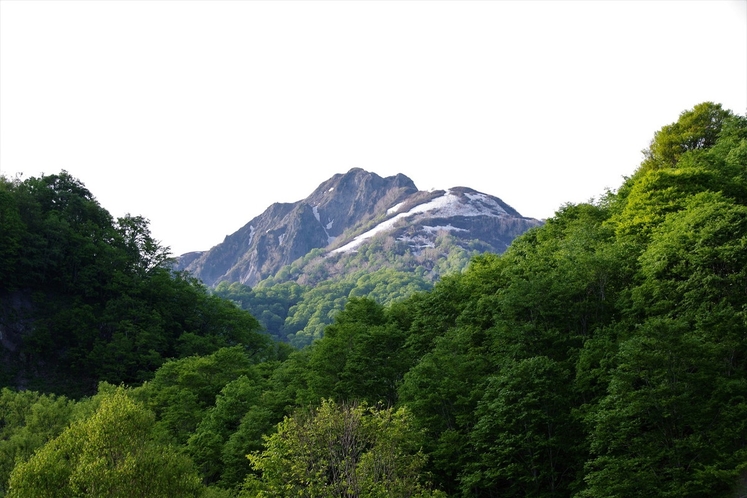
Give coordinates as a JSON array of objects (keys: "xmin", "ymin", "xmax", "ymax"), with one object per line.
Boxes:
[
  {"xmin": 187, "ymin": 375, "xmax": 264, "ymax": 486},
  {"xmin": 463, "ymin": 357, "xmax": 581, "ymax": 497},
  {"xmin": 302, "ymin": 297, "xmax": 417, "ymax": 407},
  {"xmin": 137, "ymin": 346, "xmax": 259, "ymax": 445}
]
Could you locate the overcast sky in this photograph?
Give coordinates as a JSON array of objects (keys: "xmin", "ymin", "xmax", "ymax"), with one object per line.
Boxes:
[{"xmin": 1, "ymin": 1, "xmax": 746, "ymax": 256}]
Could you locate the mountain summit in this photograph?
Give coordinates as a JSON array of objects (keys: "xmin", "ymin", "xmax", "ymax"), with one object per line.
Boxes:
[{"xmin": 177, "ymin": 168, "xmax": 541, "ymax": 287}]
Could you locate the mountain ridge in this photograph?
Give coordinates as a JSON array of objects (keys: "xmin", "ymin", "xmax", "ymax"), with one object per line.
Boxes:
[{"xmin": 177, "ymin": 168, "xmax": 542, "ymax": 287}]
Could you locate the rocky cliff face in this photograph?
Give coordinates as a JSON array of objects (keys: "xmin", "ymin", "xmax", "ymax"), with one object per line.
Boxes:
[
  {"xmin": 177, "ymin": 168, "xmax": 541, "ymax": 287},
  {"xmin": 178, "ymin": 169, "xmax": 418, "ymax": 286}
]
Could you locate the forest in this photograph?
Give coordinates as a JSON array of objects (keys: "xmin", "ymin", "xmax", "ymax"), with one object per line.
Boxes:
[
  {"xmin": 1, "ymin": 102, "xmax": 746, "ymax": 497},
  {"xmin": 208, "ymin": 216, "xmax": 484, "ymax": 347}
]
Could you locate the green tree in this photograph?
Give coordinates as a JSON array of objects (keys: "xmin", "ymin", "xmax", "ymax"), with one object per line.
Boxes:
[
  {"xmin": 217, "ymin": 350, "xmax": 316, "ymax": 488},
  {"xmin": 187, "ymin": 375, "xmax": 264, "ymax": 486},
  {"xmin": 7, "ymin": 387, "xmax": 203, "ymax": 498},
  {"xmin": 137, "ymin": 346, "xmax": 259, "ymax": 445},
  {"xmin": 1, "ymin": 171, "xmax": 273, "ymax": 396},
  {"xmin": 303, "ymin": 297, "xmax": 412, "ymax": 406},
  {"xmin": 581, "ymin": 194, "xmax": 747, "ymax": 497},
  {"xmin": 213, "ymin": 281, "xmax": 305, "ymax": 343},
  {"xmin": 0, "ymin": 177, "xmax": 24, "ymax": 291},
  {"xmin": 640, "ymin": 102, "xmax": 732, "ymax": 171},
  {"xmin": 463, "ymin": 357, "xmax": 582, "ymax": 497},
  {"xmin": 398, "ymin": 323, "xmax": 494, "ymax": 494},
  {"xmin": 242, "ymin": 399, "xmax": 440, "ymax": 497},
  {"xmin": 115, "ymin": 214, "xmax": 172, "ymax": 276},
  {"xmin": 0, "ymin": 389, "xmax": 77, "ymax": 496}
]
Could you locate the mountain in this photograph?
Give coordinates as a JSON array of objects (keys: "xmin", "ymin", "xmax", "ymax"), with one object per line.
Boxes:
[{"xmin": 178, "ymin": 168, "xmax": 542, "ymax": 288}]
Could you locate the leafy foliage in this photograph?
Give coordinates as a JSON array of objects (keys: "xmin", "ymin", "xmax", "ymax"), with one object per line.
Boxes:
[
  {"xmin": 242, "ymin": 399, "xmax": 440, "ymax": 497},
  {"xmin": 0, "ymin": 172, "xmax": 274, "ymax": 396},
  {"xmin": 2, "ymin": 103, "xmax": 747, "ymax": 497},
  {"xmin": 0, "ymin": 389, "xmax": 78, "ymax": 496},
  {"xmin": 6, "ymin": 387, "xmax": 204, "ymax": 498},
  {"xmin": 216, "ymin": 268, "xmax": 431, "ymax": 347}
]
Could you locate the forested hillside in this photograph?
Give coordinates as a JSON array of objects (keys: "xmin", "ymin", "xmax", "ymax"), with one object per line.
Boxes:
[
  {"xmin": 178, "ymin": 169, "xmax": 541, "ymax": 347},
  {"xmin": 210, "ymin": 229, "xmax": 492, "ymax": 347},
  {"xmin": 2, "ymin": 102, "xmax": 747, "ymax": 497},
  {"xmin": 0, "ymin": 173, "xmax": 280, "ymax": 396}
]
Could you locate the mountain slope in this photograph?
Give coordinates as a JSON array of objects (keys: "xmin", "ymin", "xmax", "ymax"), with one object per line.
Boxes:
[
  {"xmin": 178, "ymin": 169, "xmax": 542, "ymax": 288},
  {"xmin": 178, "ymin": 169, "xmax": 418, "ymax": 287}
]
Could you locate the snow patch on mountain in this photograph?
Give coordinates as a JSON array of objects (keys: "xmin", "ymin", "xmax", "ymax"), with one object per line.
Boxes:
[
  {"xmin": 331, "ymin": 216, "xmax": 403, "ymax": 253},
  {"xmin": 424, "ymin": 191, "xmax": 507, "ymax": 218},
  {"xmin": 247, "ymin": 225, "xmax": 255, "ymax": 246},
  {"xmin": 387, "ymin": 202, "xmax": 405, "ymax": 215},
  {"xmin": 332, "ymin": 189, "xmax": 503, "ymax": 254},
  {"xmin": 422, "ymin": 224, "xmax": 468, "ymax": 233},
  {"xmin": 312, "ymin": 205, "xmax": 337, "ymax": 245}
]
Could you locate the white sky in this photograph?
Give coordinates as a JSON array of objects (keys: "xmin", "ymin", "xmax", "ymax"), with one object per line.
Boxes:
[{"xmin": 1, "ymin": 1, "xmax": 746, "ymax": 256}]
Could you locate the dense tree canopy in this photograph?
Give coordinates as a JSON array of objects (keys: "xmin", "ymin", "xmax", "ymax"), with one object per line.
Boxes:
[
  {"xmin": 7, "ymin": 386, "xmax": 204, "ymax": 498},
  {"xmin": 2, "ymin": 103, "xmax": 746, "ymax": 497},
  {"xmin": 0, "ymin": 172, "xmax": 275, "ymax": 396}
]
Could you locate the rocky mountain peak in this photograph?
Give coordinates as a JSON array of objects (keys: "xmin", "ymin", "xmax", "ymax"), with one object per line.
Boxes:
[
  {"xmin": 177, "ymin": 169, "xmax": 541, "ymax": 287},
  {"xmin": 304, "ymin": 168, "xmax": 418, "ymax": 241}
]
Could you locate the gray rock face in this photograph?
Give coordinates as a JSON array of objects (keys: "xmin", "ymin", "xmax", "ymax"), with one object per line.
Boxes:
[
  {"xmin": 177, "ymin": 168, "xmax": 541, "ymax": 287},
  {"xmin": 178, "ymin": 169, "xmax": 418, "ymax": 286}
]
